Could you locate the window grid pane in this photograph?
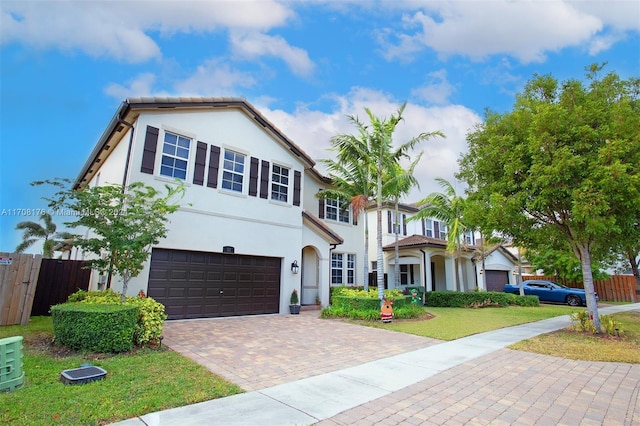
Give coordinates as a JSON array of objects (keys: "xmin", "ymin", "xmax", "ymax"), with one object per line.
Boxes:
[
  {"xmin": 222, "ymin": 150, "xmax": 245, "ymax": 192},
  {"xmin": 160, "ymin": 131, "xmax": 191, "ymax": 180},
  {"xmin": 331, "ymin": 253, "xmax": 343, "ymax": 285},
  {"xmin": 271, "ymin": 165, "xmax": 289, "ymax": 202}
]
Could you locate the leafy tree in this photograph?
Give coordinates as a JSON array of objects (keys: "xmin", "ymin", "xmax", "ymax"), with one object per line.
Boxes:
[
  {"xmin": 329, "ymin": 103, "xmax": 443, "ymax": 301},
  {"xmin": 319, "ymin": 150, "xmax": 375, "ymax": 290},
  {"xmin": 458, "ymin": 64, "xmax": 640, "ymax": 333},
  {"xmin": 410, "ymin": 178, "xmax": 468, "ymax": 291},
  {"xmin": 37, "ymin": 179, "xmax": 185, "ymax": 301},
  {"xmin": 383, "ymin": 156, "xmax": 422, "ymax": 288},
  {"xmin": 15, "ymin": 212, "xmax": 71, "ymax": 258}
]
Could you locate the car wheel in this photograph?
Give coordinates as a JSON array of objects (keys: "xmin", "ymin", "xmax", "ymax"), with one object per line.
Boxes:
[{"xmin": 567, "ymin": 295, "xmax": 581, "ymax": 306}]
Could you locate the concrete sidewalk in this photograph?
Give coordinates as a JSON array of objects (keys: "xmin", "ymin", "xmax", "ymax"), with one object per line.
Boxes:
[{"xmin": 112, "ymin": 303, "xmax": 640, "ymax": 426}]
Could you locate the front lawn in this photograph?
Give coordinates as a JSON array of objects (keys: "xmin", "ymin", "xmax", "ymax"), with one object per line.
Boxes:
[
  {"xmin": 367, "ymin": 305, "xmax": 577, "ymax": 340},
  {"xmin": 361, "ymin": 305, "xmax": 640, "ymax": 363},
  {"xmin": 0, "ymin": 317, "xmax": 243, "ymax": 426}
]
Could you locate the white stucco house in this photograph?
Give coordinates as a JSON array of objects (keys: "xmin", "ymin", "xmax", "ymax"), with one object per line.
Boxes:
[{"xmin": 75, "ymin": 97, "xmax": 490, "ymax": 319}]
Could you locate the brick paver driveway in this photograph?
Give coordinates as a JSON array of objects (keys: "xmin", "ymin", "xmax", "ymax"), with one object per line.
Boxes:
[{"xmin": 162, "ymin": 310, "xmax": 441, "ymax": 391}]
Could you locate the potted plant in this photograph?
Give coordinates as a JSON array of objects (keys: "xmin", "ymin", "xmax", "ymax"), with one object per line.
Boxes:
[
  {"xmin": 315, "ymin": 294, "xmax": 321, "ymax": 306},
  {"xmin": 289, "ymin": 289, "xmax": 300, "ymax": 314}
]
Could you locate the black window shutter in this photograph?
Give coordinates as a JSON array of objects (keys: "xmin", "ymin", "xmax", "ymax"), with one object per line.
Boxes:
[
  {"xmin": 352, "ymin": 209, "xmax": 358, "ymax": 226},
  {"xmin": 434, "ymin": 221, "xmax": 440, "ymax": 239},
  {"xmin": 422, "ymin": 219, "xmax": 426, "ymax": 236},
  {"xmin": 402, "ymin": 214, "xmax": 407, "ymax": 235},
  {"xmin": 293, "ymin": 170, "xmax": 301, "ymax": 206},
  {"xmin": 318, "ymin": 192, "xmax": 325, "ymax": 219},
  {"xmin": 249, "ymin": 157, "xmax": 259, "ymax": 197},
  {"xmin": 207, "ymin": 145, "xmax": 221, "ymax": 188},
  {"xmin": 141, "ymin": 126, "xmax": 159, "ymax": 174},
  {"xmin": 259, "ymin": 160, "xmax": 270, "ymax": 199},
  {"xmin": 193, "ymin": 141, "xmax": 207, "ymax": 186},
  {"xmin": 387, "ymin": 211, "xmax": 392, "ymax": 234}
]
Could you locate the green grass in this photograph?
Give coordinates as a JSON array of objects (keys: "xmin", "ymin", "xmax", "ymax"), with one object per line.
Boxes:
[
  {"xmin": 510, "ymin": 311, "xmax": 640, "ymax": 363},
  {"xmin": 366, "ymin": 305, "xmax": 579, "ymax": 340},
  {"xmin": 0, "ymin": 317, "xmax": 243, "ymax": 426}
]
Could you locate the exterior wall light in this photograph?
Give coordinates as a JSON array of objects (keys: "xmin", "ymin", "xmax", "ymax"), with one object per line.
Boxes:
[{"xmin": 291, "ymin": 260, "xmax": 299, "ymax": 274}]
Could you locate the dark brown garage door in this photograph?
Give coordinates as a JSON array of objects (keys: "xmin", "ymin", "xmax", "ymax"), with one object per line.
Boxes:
[
  {"xmin": 485, "ymin": 270, "xmax": 510, "ymax": 292},
  {"xmin": 147, "ymin": 248, "xmax": 281, "ymax": 320}
]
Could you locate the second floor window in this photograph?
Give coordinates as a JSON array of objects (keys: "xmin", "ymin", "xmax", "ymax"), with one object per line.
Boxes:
[
  {"xmin": 160, "ymin": 132, "xmax": 191, "ymax": 180},
  {"xmin": 222, "ymin": 150, "xmax": 245, "ymax": 192},
  {"xmin": 424, "ymin": 219, "xmax": 433, "ymax": 237},
  {"xmin": 271, "ymin": 165, "xmax": 289, "ymax": 202},
  {"xmin": 326, "ymin": 198, "xmax": 350, "ymax": 223}
]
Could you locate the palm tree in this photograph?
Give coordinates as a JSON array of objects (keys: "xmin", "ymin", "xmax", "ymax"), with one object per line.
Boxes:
[
  {"xmin": 15, "ymin": 212, "xmax": 68, "ymax": 258},
  {"xmin": 411, "ymin": 178, "xmax": 468, "ymax": 291},
  {"xmin": 330, "ymin": 103, "xmax": 444, "ymax": 301},
  {"xmin": 383, "ymin": 154, "xmax": 422, "ymax": 288},
  {"xmin": 319, "ymin": 158, "xmax": 375, "ymax": 290}
]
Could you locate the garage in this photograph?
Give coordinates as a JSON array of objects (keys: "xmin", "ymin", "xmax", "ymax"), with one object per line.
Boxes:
[
  {"xmin": 484, "ymin": 270, "xmax": 510, "ymax": 292},
  {"xmin": 147, "ymin": 248, "xmax": 281, "ymax": 320}
]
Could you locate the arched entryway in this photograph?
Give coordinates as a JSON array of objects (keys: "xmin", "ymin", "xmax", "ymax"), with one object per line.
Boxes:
[{"xmin": 301, "ymin": 245, "xmax": 320, "ymax": 305}]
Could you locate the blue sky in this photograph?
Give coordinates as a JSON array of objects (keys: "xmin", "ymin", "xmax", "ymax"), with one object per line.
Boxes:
[{"xmin": 1, "ymin": 0, "xmax": 639, "ymax": 254}]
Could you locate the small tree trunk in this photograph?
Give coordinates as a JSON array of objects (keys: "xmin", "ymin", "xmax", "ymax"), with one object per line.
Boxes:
[
  {"xmin": 363, "ymin": 213, "xmax": 369, "ymax": 291},
  {"xmin": 577, "ymin": 244, "xmax": 601, "ymax": 333},
  {"xmin": 394, "ymin": 200, "xmax": 400, "ymax": 289}
]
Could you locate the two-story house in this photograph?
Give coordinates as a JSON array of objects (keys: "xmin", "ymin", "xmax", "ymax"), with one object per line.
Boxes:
[{"xmin": 75, "ymin": 97, "xmax": 517, "ymax": 319}]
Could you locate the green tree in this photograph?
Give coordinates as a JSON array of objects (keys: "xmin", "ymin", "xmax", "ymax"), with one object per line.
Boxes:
[
  {"xmin": 383, "ymin": 155, "xmax": 422, "ymax": 288},
  {"xmin": 329, "ymin": 103, "xmax": 443, "ymax": 301},
  {"xmin": 320, "ymin": 150, "xmax": 375, "ymax": 290},
  {"xmin": 410, "ymin": 178, "xmax": 468, "ymax": 291},
  {"xmin": 458, "ymin": 64, "xmax": 640, "ymax": 333},
  {"xmin": 38, "ymin": 179, "xmax": 185, "ymax": 301},
  {"xmin": 15, "ymin": 212, "xmax": 71, "ymax": 258}
]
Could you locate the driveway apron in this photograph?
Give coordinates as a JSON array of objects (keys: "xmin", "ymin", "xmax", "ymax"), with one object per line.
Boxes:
[{"xmin": 161, "ymin": 310, "xmax": 441, "ymax": 391}]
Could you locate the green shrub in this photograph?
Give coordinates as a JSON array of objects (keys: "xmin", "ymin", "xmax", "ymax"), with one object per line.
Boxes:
[
  {"xmin": 127, "ymin": 296, "xmax": 168, "ymax": 345},
  {"xmin": 52, "ymin": 303, "xmax": 138, "ymax": 352},
  {"xmin": 599, "ymin": 314, "xmax": 622, "ymax": 336},
  {"xmin": 424, "ymin": 291, "xmax": 538, "ymax": 308},
  {"xmin": 393, "ymin": 304, "xmax": 426, "ymax": 319},
  {"xmin": 66, "ymin": 289, "xmax": 167, "ymax": 347}
]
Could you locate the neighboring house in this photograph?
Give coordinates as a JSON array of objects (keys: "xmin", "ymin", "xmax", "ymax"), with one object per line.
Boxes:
[
  {"xmin": 367, "ymin": 202, "xmax": 480, "ymax": 293},
  {"xmin": 75, "ymin": 97, "xmax": 483, "ymax": 319},
  {"xmin": 480, "ymin": 245, "xmax": 520, "ymax": 291}
]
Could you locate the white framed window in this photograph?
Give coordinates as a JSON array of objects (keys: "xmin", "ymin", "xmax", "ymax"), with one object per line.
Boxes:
[
  {"xmin": 424, "ymin": 219, "xmax": 433, "ymax": 237},
  {"xmin": 326, "ymin": 198, "xmax": 350, "ymax": 223},
  {"xmin": 222, "ymin": 150, "xmax": 245, "ymax": 192},
  {"xmin": 347, "ymin": 254, "xmax": 355, "ymax": 285},
  {"xmin": 271, "ymin": 164, "xmax": 289, "ymax": 202},
  {"xmin": 331, "ymin": 253, "xmax": 356, "ymax": 286},
  {"xmin": 160, "ymin": 131, "xmax": 191, "ymax": 180},
  {"xmin": 439, "ymin": 222, "xmax": 448, "ymax": 240},
  {"xmin": 400, "ymin": 265, "xmax": 410, "ymax": 285},
  {"xmin": 331, "ymin": 253, "xmax": 343, "ymax": 285},
  {"xmin": 463, "ymin": 230, "xmax": 474, "ymax": 245}
]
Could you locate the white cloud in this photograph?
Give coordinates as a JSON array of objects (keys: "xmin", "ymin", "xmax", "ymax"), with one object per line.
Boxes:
[
  {"xmin": 174, "ymin": 59, "xmax": 257, "ymax": 96},
  {"xmin": 230, "ymin": 31, "xmax": 315, "ymax": 77},
  {"xmin": 411, "ymin": 69, "xmax": 455, "ymax": 105},
  {"xmin": 0, "ymin": 0, "xmax": 294, "ymax": 63},
  {"xmin": 104, "ymin": 73, "xmax": 159, "ymax": 99},
  {"xmin": 380, "ymin": 1, "xmax": 615, "ymax": 63},
  {"xmin": 259, "ymin": 87, "xmax": 482, "ymax": 201}
]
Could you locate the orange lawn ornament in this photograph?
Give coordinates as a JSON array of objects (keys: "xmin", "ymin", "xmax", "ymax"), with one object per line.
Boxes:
[{"xmin": 380, "ymin": 297, "xmax": 394, "ymax": 323}]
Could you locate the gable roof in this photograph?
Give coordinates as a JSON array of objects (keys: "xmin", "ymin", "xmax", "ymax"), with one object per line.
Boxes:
[
  {"xmin": 74, "ymin": 97, "xmax": 317, "ymax": 189},
  {"xmin": 302, "ymin": 210, "xmax": 344, "ymax": 245},
  {"xmin": 382, "ymin": 234, "xmax": 477, "ymax": 252}
]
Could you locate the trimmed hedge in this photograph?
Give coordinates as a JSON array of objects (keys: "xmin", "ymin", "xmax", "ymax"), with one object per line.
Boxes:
[
  {"xmin": 67, "ymin": 289, "xmax": 167, "ymax": 346},
  {"xmin": 424, "ymin": 291, "xmax": 539, "ymax": 307},
  {"xmin": 52, "ymin": 303, "xmax": 138, "ymax": 352}
]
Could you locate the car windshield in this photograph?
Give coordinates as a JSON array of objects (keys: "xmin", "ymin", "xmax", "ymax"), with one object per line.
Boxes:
[{"xmin": 548, "ymin": 281, "xmax": 569, "ymax": 289}]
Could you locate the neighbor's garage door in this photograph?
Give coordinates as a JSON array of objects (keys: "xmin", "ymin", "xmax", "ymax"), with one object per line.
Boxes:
[
  {"xmin": 147, "ymin": 248, "xmax": 281, "ymax": 320},
  {"xmin": 485, "ymin": 270, "xmax": 510, "ymax": 292}
]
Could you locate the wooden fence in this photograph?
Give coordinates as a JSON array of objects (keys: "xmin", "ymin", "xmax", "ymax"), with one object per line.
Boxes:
[
  {"xmin": 522, "ymin": 275, "xmax": 638, "ymax": 303},
  {"xmin": 0, "ymin": 253, "xmax": 42, "ymax": 326},
  {"xmin": 31, "ymin": 259, "xmax": 91, "ymax": 316}
]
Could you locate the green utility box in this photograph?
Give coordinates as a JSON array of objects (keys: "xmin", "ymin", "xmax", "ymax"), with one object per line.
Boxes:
[{"xmin": 0, "ymin": 336, "xmax": 25, "ymax": 392}]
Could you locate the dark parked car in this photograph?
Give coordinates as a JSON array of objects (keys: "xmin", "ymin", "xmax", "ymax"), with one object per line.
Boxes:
[{"xmin": 503, "ymin": 280, "xmax": 597, "ymax": 306}]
